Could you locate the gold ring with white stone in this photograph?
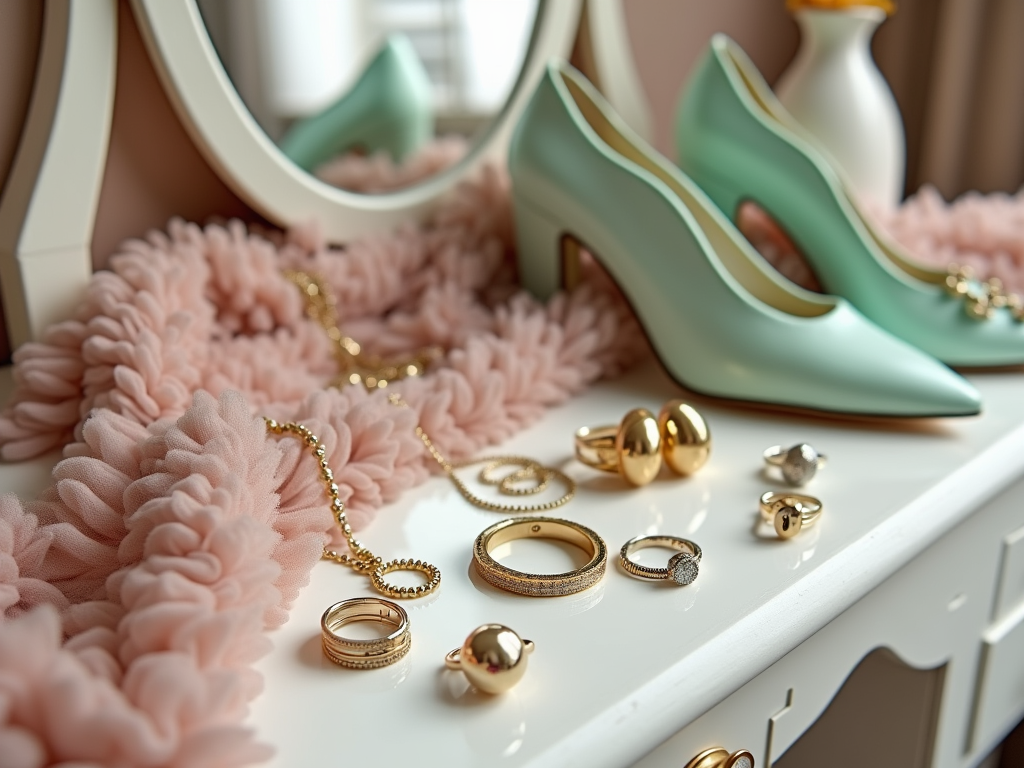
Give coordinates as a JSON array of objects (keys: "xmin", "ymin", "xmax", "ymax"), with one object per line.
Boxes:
[
  {"xmin": 759, "ymin": 491, "xmax": 823, "ymax": 539},
  {"xmin": 619, "ymin": 535, "xmax": 702, "ymax": 585},
  {"xmin": 763, "ymin": 443, "xmax": 827, "ymax": 486}
]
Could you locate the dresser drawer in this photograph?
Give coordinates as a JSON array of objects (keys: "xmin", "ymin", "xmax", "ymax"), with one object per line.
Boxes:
[
  {"xmin": 993, "ymin": 524, "xmax": 1024, "ymax": 623},
  {"xmin": 972, "ymin": 605, "xmax": 1024, "ymax": 751}
]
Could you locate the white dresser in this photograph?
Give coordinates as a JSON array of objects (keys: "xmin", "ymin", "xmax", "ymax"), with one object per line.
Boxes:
[{"xmin": 245, "ymin": 361, "xmax": 1024, "ymax": 767}]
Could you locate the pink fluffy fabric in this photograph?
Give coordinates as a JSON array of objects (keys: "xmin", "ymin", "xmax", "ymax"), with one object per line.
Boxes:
[{"xmin": 0, "ymin": 163, "xmax": 645, "ymax": 766}]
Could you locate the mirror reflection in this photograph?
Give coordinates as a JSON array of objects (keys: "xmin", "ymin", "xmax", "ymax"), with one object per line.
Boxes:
[{"xmin": 197, "ymin": 0, "xmax": 539, "ymax": 193}]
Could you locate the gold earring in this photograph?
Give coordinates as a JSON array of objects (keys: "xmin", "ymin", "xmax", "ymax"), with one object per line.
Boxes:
[
  {"xmin": 574, "ymin": 400, "xmax": 711, "ymax": 486},
  {"xmin": 444, "ymin": 624, "xmax": 535, "ymax": 694},
  {"xmin": 658, "ymin": 399, "xmax": 711, "ymax": 475}
]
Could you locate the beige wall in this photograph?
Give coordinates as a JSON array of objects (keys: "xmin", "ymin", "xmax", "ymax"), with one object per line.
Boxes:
[{"xmin": 90, "ymin": 0, "xmax": 256, "ymax": 267}]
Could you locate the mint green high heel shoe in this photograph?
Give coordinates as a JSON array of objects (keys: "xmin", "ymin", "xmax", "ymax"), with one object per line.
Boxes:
[
  {"xmin": 675, "ymin": 34, "xmax": 1024, "ymax": 368},
  {"xmin": 510, "ymin": 62, "xmax": 980, "ymax": 417},
  {"xmin": 279, "ymin": 35, "xmax": 432, "ymax": 172}
]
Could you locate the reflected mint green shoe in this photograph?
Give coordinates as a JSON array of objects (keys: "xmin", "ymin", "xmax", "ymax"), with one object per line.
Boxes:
[
  {"xmin": 280, "ymin": 35, "xmax": 432, "ymax": 172},
  {"xmin": 510, "ymin": 62, "xmax": 980, "ymax": 417},
  {"xmin": 675, "ymin": 34, "xmax": 1024, "ymax": 368}
]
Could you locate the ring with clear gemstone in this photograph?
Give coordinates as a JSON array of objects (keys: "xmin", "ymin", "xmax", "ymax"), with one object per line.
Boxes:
[
  {"xmin": 619, "ymin": 535, "xmax": 702, "ymax": 586},
  {"xmin": 763, "ymin": 442, "xmax": 827, "ymax": 486}
]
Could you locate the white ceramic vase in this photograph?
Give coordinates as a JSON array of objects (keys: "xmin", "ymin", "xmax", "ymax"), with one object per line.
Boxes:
[{"xmin": 775, "ymin": 7, "xmax": 905, "ymax": 207}]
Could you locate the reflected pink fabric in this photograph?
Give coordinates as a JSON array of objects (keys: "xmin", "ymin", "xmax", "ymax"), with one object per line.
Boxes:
[
  {"xmin": 315, "ymin": 136, "xmax": 467, "ymax": 194},
  {"xmin": 0, "ymin": 163, "xmax": 644, "ymax": 766}
]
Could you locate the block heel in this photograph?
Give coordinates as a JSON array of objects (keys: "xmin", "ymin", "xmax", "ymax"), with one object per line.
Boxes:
[{"xmin": 512, "ymin": 197, "xmax": 582, "ymax": 300}]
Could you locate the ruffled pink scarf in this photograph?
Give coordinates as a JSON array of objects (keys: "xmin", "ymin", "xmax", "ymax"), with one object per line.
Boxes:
[
  {"xmin": 1, "ymin": 144, "xmax": 1022, "ymax": 765},
  {"xmin": 0, "ymin": 161, "xmax": 646, "ymax": 766}
]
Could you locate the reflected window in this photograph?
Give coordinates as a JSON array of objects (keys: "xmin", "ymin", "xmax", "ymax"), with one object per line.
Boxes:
[{"xmin": 198, "ymin": 0, "xmax": 536, "ymax": 142}]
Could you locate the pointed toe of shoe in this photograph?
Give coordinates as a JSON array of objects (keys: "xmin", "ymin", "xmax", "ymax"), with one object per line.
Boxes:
[
  {"xmin": 888, "ymin": 362, "xmax": 981, "ymax": 417},
  {"xmin": 832, "ymin": 321, "xmax": 982, "ymax": 418},
  {"xmin": 746, "ymin": 303, "xmax": 984, "ymax": 418}
]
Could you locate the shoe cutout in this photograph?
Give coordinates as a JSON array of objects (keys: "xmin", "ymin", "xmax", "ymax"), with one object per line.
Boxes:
[
  {"xmin": 675, "ymin": 34, "xmax": 1024, "ymax": 368},
  {"xmin": 280, "ymin": 34, "xmax": 432, "ymax": 172},
  {"xmin": 509, "ymin": 61, "xmax": 980, "ymax": 418}
]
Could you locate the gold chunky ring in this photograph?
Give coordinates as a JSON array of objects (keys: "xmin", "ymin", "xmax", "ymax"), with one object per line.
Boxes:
[
  {"xmin": 619, "ymin": 535, "xmax": 702, "ymax": 585},
  {"xmin": 445, "ymin": 624, "xmax": 535, "ymax": 694},
  {"xmin": 473, "ymin": 517, "xmax": 607, "ymax": 597},
  {"xmin": 574, "ymin": 401, "xmax": 711, "ymax": 487},
  {"xmin": 763, "ymin": 443, "xmax": 827, "ymax": 486},
  {"xmin": 759, "ymin": 491, "xmax": 824, "ymax": 539},
  {"xmin": 320, "ymin": 597, "xmax": 411, "ymax": 669}
]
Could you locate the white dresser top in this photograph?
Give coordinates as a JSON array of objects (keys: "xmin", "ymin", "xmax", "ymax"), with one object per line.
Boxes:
[{"xmin": 246, "ymin": 362, "xmax": 1024, "ymax": 768}]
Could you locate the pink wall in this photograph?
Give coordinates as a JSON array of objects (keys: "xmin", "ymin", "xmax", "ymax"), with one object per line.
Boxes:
[
  {"xmin": 622, "ymin": 0, "xmax": 799, "ymax": 157},
  {"xmin": 90, "ymin": 0, "xmax": 257, "ymax": 267},
  {"xmin": 0, "ymin": 0, "xmax": 43, "ymax": 200}
]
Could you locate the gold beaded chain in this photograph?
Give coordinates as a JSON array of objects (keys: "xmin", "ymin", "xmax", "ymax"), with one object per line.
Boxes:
[
  {"xmin": 284, "ymin": 269, "xmax": 441, "ymax": 390},
  {"xmin": 389, "ymin": 394, "xmax": 576, "ymax": 513},
  {"xmin": 264, "ymin": 417, "xmax": 441, "ymax": 599}
]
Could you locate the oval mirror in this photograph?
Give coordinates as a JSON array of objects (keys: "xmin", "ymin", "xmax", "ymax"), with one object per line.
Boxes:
[
  {"xmin": 196, "ymin": 0, "xmax": 541, "ymax": 195},
  {"xmin": 130, "ymin": 0, "xmax": 581, "ymax": 241}
]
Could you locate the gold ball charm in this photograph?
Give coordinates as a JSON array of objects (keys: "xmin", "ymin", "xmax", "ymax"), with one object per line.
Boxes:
[
  {"xmin": 445, "ymin": 624, "xmax": 535, "ymax": 694},
  {"xmin": 657, "ymin": 400, "xmax": 711, "ymax": 475}
]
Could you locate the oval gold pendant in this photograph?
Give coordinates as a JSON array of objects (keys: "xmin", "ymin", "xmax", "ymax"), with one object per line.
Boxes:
[
  {"xmin": 658, "ymin": 399, "xmax": 711, "ymax": 475},
  {"xmin": 615, "ymin": 408, "xmax": 662, "ymax": 486},
  {"xmin": 773, "ymin": 505, "xmax": 803, "ymax": 539}
]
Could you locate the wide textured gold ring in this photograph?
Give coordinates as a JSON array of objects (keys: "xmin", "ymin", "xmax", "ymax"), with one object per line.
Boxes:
[
  {"xmin": 473, "ymin": 517, "xmax": 607, "ymax": 597},
  {"xmin": 320, "ymin": 597, "xmax": 411, "ymax": 669},
  {"xmin": 759, "ymin": 491, "xmax": 823, "ymax": 539},
  {"xmin": 619, "ymin": 534, "xmax": 702, "ymax": 585}
]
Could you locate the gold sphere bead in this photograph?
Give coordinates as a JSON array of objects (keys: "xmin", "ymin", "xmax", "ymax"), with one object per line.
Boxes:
[
  {"xmin": 657, "ymin": 400, "xmax": 711, "ymax": 475},
  {"xmin": 615, "ymin": 408, "xmax": 662, "ymax": 486},
  {"xmin": 456, "ymin": 624, "xmax": 534, "ymax": 695}
]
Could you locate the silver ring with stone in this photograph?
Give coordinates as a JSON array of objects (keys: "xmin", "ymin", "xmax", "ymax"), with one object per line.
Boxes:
[
  {"xmin": 619, "ymin": 535, "xmax": 701, "ymax": 586},
  {"xmin": 763, "ymin": 443, "xmax": 827, "ymax": 486}
]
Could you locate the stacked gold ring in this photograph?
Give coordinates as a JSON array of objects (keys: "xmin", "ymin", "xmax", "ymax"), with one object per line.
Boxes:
[
  {"xmin": 759, "ymin": 491, "xmax": 823, "ymax": 539},
  {"xmin": 320, "ymin": 597, "xmax": 411, "ymax": 669},
  {"xmin": 473, "ymin": 517, "xmax": 607, "ymax": 597}
]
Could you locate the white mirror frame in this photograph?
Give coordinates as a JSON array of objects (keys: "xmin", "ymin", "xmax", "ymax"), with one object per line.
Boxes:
[{"xmin": 130, "ymin": 0, "xmax": 583, "ymax": 243}]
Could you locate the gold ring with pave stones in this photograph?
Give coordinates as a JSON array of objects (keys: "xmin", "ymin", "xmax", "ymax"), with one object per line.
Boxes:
[{"xmin": 473, "ymin": 517, "xmax": 607, "ymax": 597}]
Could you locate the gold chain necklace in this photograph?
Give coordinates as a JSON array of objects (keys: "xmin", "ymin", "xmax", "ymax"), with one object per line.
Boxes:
[
  {"xmin": 389, "ymin": 394, "xmax": 576, "ymax": 513},
  {"xmin": 286, "ymin": 268, "xmax": 576, "ymax": 514},
  {"xmin": 285, "ymin": 269, "xmax": 441, "ymax": 390},
  {"xmin": 265, "ymin": 417, "xmax": 441, "ymax": 599}
]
